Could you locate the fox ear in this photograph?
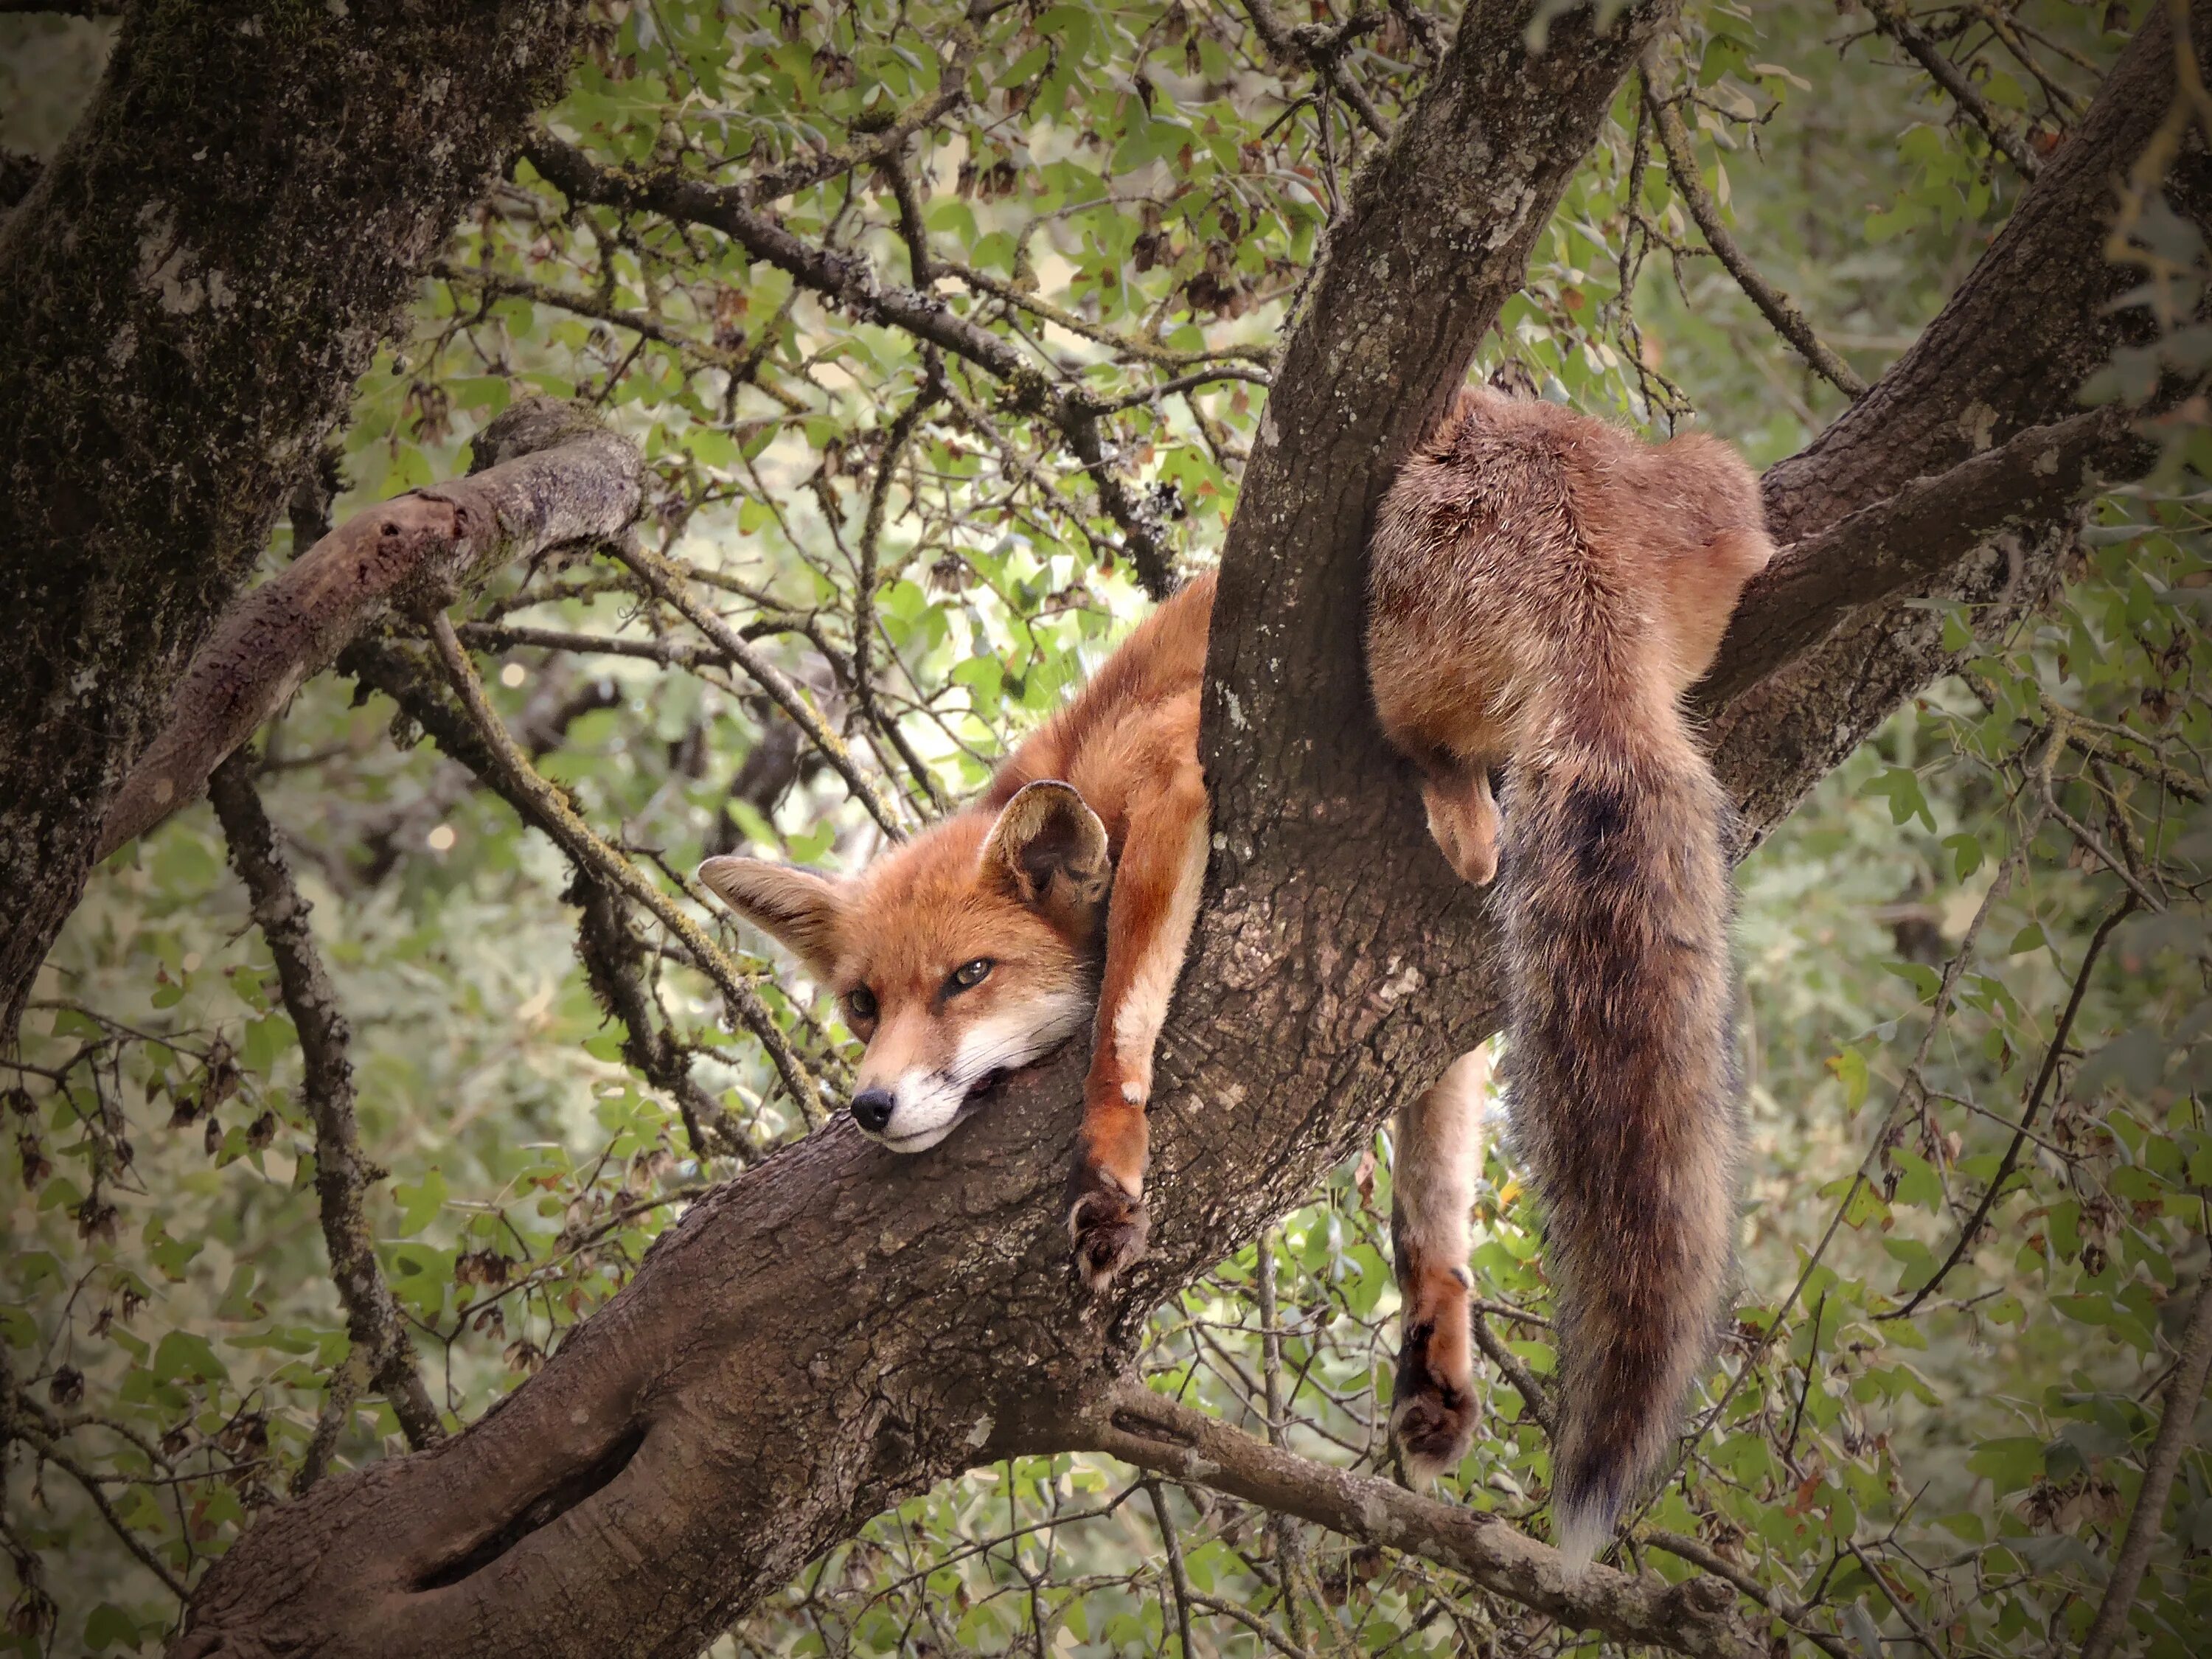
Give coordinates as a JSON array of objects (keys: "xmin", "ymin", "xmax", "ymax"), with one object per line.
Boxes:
[
  {"xmin": 698, "ymin": 856, "xmax": 846, "ymax": 975},
  {"xmin": 981, "ymin": 780, "xmax": 1112, "ymax": 935}
]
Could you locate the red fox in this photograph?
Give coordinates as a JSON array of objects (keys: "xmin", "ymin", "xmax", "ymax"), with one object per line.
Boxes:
[{"xmin": 700, "ymin": 383, "xmax": 1770, "ymax": 1566}]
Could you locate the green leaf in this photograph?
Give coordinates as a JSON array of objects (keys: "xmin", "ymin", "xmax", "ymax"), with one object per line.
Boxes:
[
  {"xmin": 392, "ymin": 1169, "xmax": 448, "ymax": 1238},
  {"xmin": 84, "ymin": 1604, "xmax": 140, "ymax": 1652},
  {"xmin": 152, "ymin": 1329, "xmax": 227, "ymax": 1385},
  {"xmin": 1966, "ymin": 1436, "xmax": 2046, "ymax": 1495}
]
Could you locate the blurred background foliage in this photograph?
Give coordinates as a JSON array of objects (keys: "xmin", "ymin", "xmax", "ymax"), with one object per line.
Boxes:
[{"xmin": 6, "ymin": 0, "xmax": 2212, "ymax": 1655}]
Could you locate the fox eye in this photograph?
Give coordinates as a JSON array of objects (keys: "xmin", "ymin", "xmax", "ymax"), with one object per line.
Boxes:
[
  {"xmin": 846, "ymin": 986, "xmax": 877, "ymax": 1022},
  {"xmin": 947, "ymin": 959, "xmax": 992, "ymax": 992}
]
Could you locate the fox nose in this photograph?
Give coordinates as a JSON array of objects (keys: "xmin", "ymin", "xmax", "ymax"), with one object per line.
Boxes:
[{"xmin": 850, "ymin": 1088, "xmax": 896, "ymax": 1135}]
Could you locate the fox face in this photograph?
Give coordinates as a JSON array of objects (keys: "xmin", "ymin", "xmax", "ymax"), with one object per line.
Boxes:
[{"xmin": 700, "ymin": 781, "xmax": 1111, "ymax": 1152}]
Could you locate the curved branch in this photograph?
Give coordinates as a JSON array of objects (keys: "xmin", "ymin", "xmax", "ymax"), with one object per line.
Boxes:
[
  {"xmin": 97, "ymin": 398, "xmax": 641, "ymax": 859},
  {"xmin": 1699, "ymin": 404, "xmax": 2144, "ymax": 708}
]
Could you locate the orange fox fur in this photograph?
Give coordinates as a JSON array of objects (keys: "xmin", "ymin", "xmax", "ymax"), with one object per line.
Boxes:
[{"xmin": 701, "ymin": 383, "xmax": 1770, "ymax": 1565}]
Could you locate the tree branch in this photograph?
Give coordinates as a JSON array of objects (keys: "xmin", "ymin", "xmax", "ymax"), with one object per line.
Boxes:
[
  {"xmin": 1642, "ymin": 66, "xmax": 1868, "ymax": 398},
  {"xmin": 520, "ymin": 131, "xmax": 1183, "ymax": 599},
  {"xmin": 1881, "ymin": 891, "xmax": 2136, "ymax": 1321},
  {"xmin": 414, "ymin": 611, "xmax": 827, "ymax": 1118},
  {"xmin": 2079, "ymin": 1273, "xmax": 2212, "ymax": 1659},
  {"xmin": 1698, "ymin": 405, "xmax": 2145, "ymax": 709},
  {"xmin": 97, "ymin": 398, "xmax": 641, "ymax": 859},
  {"xmin": 1868, "ymin": 0, "xmax": 2045, "ymax": 179},
  {"xmin": 569, "ymin": 869, "xmax": 765, "ymax": 1163},
  {"xmin": 0, "ymin": 0, "xmax": 592, "ymax": 1048},
  {"xmin": 1065, "ymin": 1381, "xmax": 1761, "ymax": 1659},
  {"xmin": 730, "ymin": 8, "xmax": 987, "ymax": 209},
  {"xmin": 610, "ymin": 538, "xmax": 914, "ymax": 838},
  {"xmin": 205, "ymin": 754, "xmax": 445, "ymax": 1451},
  {"xmin": 1244, "ymin": 2, "xmax": 1394, "ymax": 142}
]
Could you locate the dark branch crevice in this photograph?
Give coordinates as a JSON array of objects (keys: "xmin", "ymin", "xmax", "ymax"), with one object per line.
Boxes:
[{"xmin": 414, "ymin": 1425, "xmax": 649, "ymax": 1592}]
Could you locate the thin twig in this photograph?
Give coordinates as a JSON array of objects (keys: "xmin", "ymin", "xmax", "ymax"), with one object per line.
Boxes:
[
  {"xmin": 1868, "ymin": 0, "xmax": 2043, "ymax": 178},
  {"xmin": 1472, "ymin": 1309, "xmax": 1555, "ymax": 1436},
  {"xmin": 1147, "ymin": 1481, "xmax": 1197, "ymax": 1659},
  {"xmin": 1643, "ymin": 65, "xmax": 1867, "ymax": 397},
  {"xmin": 1883, "ymin": 894, "xmax": 2136, "ymax": 1319},
  {"xmin": 1641, "ymin": 1531, "xmax": 1850, "ymax": 1659},
  {"xmin": 414, "ymin": 612, "xmax": 824, "ymax": 1113},
  {"xmin": 613, "ymin": 538, "xmax": 912, "ymax": 839}
]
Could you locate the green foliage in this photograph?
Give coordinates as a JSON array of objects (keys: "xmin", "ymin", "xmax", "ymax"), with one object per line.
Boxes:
[{"xmin": 7, "ymin": 2, "xmax": 2211, "ymax": 1657}]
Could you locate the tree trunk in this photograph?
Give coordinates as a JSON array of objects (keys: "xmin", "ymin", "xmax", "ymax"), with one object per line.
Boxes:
[
  {"xmin": 0, "ymin": 0, "xmax": 588, "ymax": 1047},
  {"xmin": 168, "ymin": 5, "xmax": 2212, "ymax": 1658}
]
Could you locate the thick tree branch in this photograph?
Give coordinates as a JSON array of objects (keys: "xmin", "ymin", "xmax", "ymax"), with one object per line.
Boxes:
[
  {"xmin": 1063, "ymin": 1382, "xmax": 1761, "ymax": 1659},
  {"xmin": 1697, "ymin": 405, "xmax": 2145, "ymax": 708},
  {"xmin": 1711, "ymin": 0, "xmax": 2212, "ymax": 832},
  {"xmin": 0, "ymin": 0, "xmax": 591, "ymax": 1047},
  {"xmin": 204, "ymin": 754, "xmax": 445, "ymax": 1452},
  {"xmin": 97, "ymin": 398, "xmax": 641, "ymax": 859}
]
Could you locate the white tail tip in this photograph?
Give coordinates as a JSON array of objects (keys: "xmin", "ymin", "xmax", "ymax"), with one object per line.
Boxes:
[{"xmin": 1551, "ymin": 1499, "xmax": 1612, "ymax": 1576}]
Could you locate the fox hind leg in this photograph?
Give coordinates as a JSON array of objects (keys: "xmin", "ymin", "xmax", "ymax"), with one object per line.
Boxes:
[{"xmin": 1390, "ymin": 1048, "xmax": 1490, "ymax": 1483}]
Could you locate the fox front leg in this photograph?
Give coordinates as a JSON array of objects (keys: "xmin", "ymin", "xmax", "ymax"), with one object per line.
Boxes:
[{"xmin": 1068, "ymin": 776, "xmax": 1209, "ymax": 1294}]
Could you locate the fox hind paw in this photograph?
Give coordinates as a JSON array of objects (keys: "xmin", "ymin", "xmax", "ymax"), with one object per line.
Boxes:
[
  {"xmin": 1067, "ymin": 1178, "xmax": 1148, "ymax": 1295},
  {"xmin": 1389, "ymin": 1332, "xmax": 1477, "ymax": 1486}
]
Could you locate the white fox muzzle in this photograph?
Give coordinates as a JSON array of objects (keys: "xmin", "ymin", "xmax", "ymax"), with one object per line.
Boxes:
[{"xmin": 848, "ymin": 995, "xmax": 1091, "ymax": 1153}]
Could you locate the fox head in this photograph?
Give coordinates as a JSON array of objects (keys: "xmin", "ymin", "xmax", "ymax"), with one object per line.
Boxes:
[{"xmin": 699, "ymin": 780, "xmax": 1111, "ymax": 1152}]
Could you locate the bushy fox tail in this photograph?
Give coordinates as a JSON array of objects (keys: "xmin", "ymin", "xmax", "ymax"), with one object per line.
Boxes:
[{"xmin": 1500, "ymin": 667, "xmax": 1741, "ymax": 1568}]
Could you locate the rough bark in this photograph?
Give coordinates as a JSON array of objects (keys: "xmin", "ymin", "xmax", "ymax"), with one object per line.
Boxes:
[
  {"xmin": 97, "ymin": 398, "xmax": 641, "ymax": 858},
  {"xmin": 169, "ymin": 6, "xmax": 2211, "ymax": 1659},
  {"xmin": 0, "ymin": 0, "xmax": 588, "ymax": 1048}
]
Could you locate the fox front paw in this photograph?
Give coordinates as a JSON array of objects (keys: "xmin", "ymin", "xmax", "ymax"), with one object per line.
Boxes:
[
  {"xmin": 1067, "ymin": 1166, "xmax": 1149, "ymax": 1295},
  {"xmin": 1389, "ymin": 1324, "xmax": 1477, "ymax": 1486}
]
